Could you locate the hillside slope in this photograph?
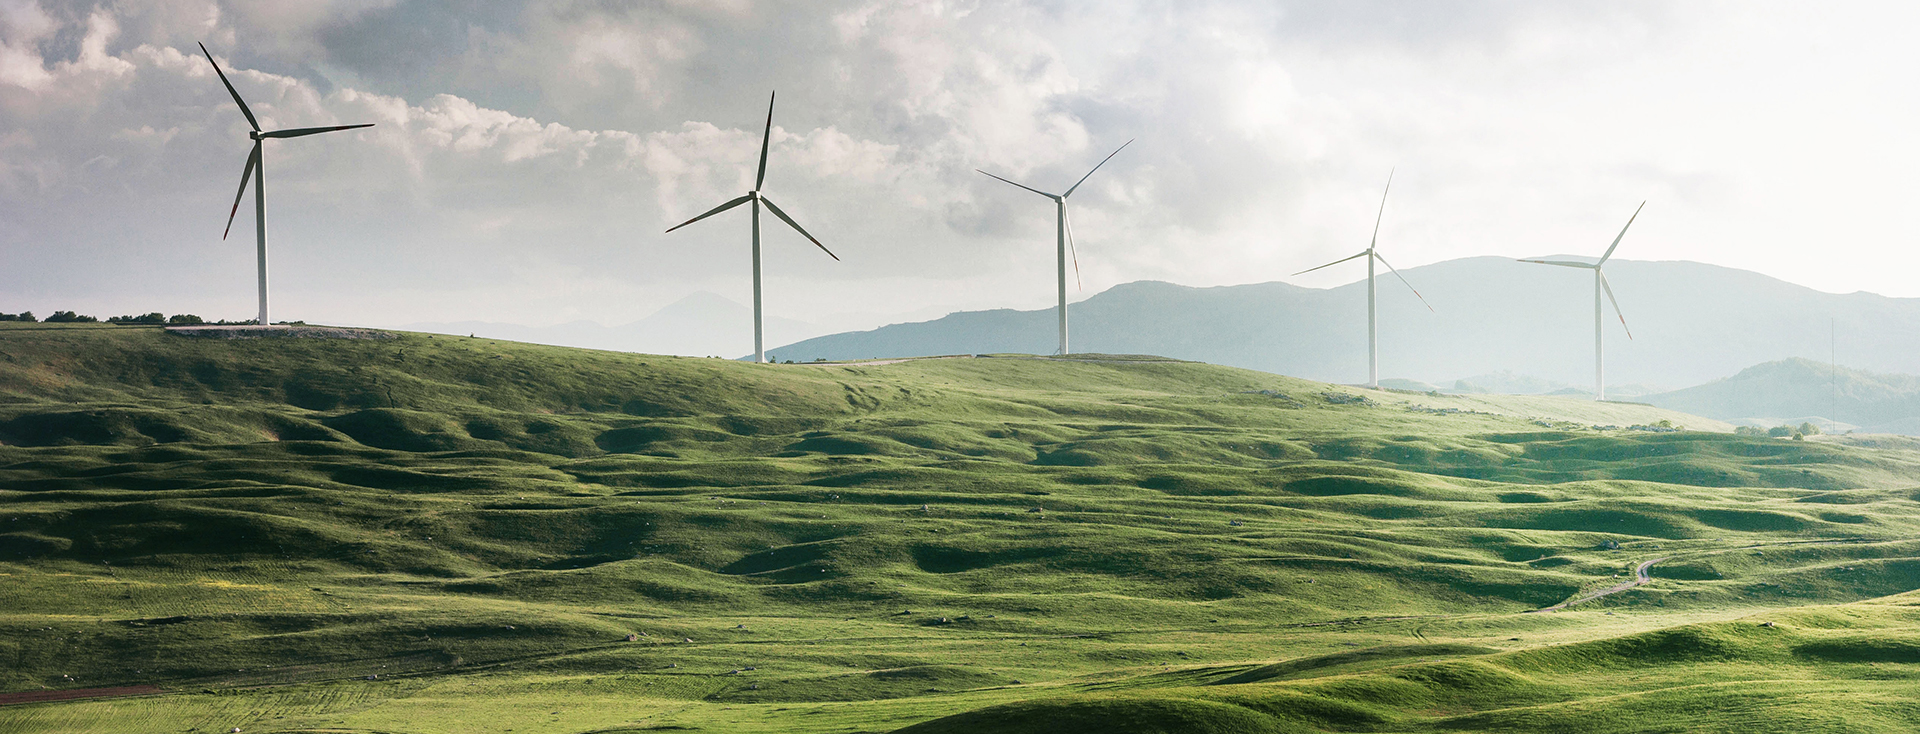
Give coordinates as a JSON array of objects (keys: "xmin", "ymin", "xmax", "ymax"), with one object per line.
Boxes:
[
  {"xmin": 769, "ymin": 257, "xmax": 1919, "ymax": 389},
  {"xmin": 7, "ymin": 324, "xmax": 1920, "ymax": 734},
  {"xmin": 1645, "ymin": 358, "xmax": 1920, "ymax": 433}
]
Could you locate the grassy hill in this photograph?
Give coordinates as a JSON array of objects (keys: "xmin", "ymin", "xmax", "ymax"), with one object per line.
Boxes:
[{"xmin": 7, "ymin": 323, "xmax": 1920, "ymax": 733}]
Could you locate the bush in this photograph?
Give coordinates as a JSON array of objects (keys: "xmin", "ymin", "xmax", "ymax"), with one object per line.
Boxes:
[
  {"xmin": 168, "ymin": 314, "xmax": 204, "ymax": 324},
  {"xmin": 1798, "ymin": 422, "xmax": 1823, "ymax": 436},
  {"xmin": 1735, "ymin": 426, "xmax": 1767, "ymax": 436},
  {"xmin": 1767, "ymin": 426, "xmax": 1794, "ymax": 438},
  {"xmin": 44, "ymin": 311, "xmax": 98, "ymax": 323},
  {"xmin": 0, "ymin": 311, "xmax": 35, "ymax": 322},
  {"xmin": 108, "ymin": 313, "xmax": 167, "ymax": 325}
]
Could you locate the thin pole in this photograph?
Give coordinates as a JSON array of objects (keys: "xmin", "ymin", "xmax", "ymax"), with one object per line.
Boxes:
[
  {"xmin": 1367, "ymin": 251, "xmax": 1377, "ymax": 389},
  {"xmin": 1832, "ymin": 317, "xmax": 1837, "ymax": 424},
  {"xmin": 1594, "ymin": 269, "xmax": 1604, "ymax": 401},
  {"xmin": 1056, "ymin": 200, "xmax": 1069, "ymax": 356},
  {"xmin": 752, "ymin": 196, "xmax": 764, "ymax": 363},
  {"xmin": 255, "ymin": 150, "xmax": 269, "ymax": 326}
]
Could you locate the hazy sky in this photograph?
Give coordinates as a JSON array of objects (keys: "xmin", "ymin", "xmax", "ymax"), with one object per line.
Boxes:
[{"xmin": 5, "ymin": 1, "xmax": 1919, "ymax": 332}]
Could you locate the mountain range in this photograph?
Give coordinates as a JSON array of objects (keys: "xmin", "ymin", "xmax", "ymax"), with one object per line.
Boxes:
[
  {"xmin": 403, "ymin": 291, "xmax": 820, "ymax": 357},
  {"xmin": 769, "ymin": 257, "xmax": 1918, "ymax": 389}
]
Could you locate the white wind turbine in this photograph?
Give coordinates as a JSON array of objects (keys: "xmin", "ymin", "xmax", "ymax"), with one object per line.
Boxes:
[
  {"xmin": 200, "ymin": 43, "xmax": 374, "ymax": 327},
  {"xmin": 1519, "ymin": 201, "xmax": 1645, "ymax": 401},
  {"xmin": 977, "ymin": 140, "xmax": 1132, "ymax": 356},
  {"xmin": 665, "ymin": 91, "xmax": 839, "ymax": 364},
  {"xmin": 1293, "ymin": 170, "xmax": 1432, "ymax": 389}
]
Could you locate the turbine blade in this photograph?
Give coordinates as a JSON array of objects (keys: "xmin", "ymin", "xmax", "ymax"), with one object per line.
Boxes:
[
  {"xmin": 1369, "ymin": 168, "xmax": 1394, "ymax": 250},
  {"xmin": 1600, "ymin": 270, "xmax": 1632, "ymax": 339},
  {"xmin": 222, "ymin": 143, "xmax": 260, "ymax": 240},
  {"xmin": 756, "ymin": 91, "xmax": 775, "ymax": 191},
  {"xmin": 1598, "ymin": 200, "xmax": 1646, "ymax": 265},
  {"xmin": 199, "ymin": 42, "xmax": 260, "ymax": 132},
  {"xmin": 1064, "ymin": 204, "xmax": 1082, "ymax": 291},
  {"xmin": 977, "ymin": 169, "xmax": 1058, "ymax": 199},
  {"xmin": 1063, "ymin": 138, "xmax": 1133, "ymax": 198},
  {"xmin": 259, "ymin": 123, "xmax": 375, "ymax": 139},
  {"xmin": 1518, "ymin": 259, "xmax": 1597, "ymax": 269},
  {"xmin": 760, "ymin": 195, "xmax": 839, "ymax": 261},
  {"xmin": 664, "ymin": 194, "xmax": 753, "ymax": 234},
  {"xmin": 1373, "ymin": 252, "xmax": 1433, "ymax": 312},
  {"xmin": 1292, "ymin": 250, "xmax": 1369, "ymax": 276}
]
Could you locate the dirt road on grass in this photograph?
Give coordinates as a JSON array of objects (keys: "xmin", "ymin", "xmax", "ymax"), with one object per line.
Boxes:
[{"xmin": 1531, "ymin": 557, "xmax": 1668, "ymax": 613}]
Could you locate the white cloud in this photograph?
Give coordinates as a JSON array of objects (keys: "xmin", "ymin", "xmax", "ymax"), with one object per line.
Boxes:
[{"xmin": 5, "ymin": 0, "xmax": 1920, "ymax": 340}]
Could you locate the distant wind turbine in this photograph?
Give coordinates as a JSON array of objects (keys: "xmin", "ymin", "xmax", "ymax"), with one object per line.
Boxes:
[
  {"xmin": 665, "ymin": 91, "xmax": 839, "ymax": 364},
  {"xmin": 1294, "ymin": 170, "xmax": 1432, "ymax": 390},
  {"xmin": 1519, "ymin": 201, "xmax": 1645, "ymax": 401},
  {"xmin": 977, "ymin": 140, "xmax": 1133, "ymax": 356},
  {"xmin": 200, "ymin": 43, "xmax": 374, "ymax": 327}
]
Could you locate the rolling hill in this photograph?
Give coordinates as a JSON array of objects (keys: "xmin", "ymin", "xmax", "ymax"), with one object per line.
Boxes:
[
  {"xmin": 1644, "ymin": 358, "xmax": 1920, "ymax": 434},
  {"xmin": 769, "ymin": 257, "xmax": 1918, "ymax": 390},
  {"xmin": 8, "ymin": 323, "xmax": 1920, "ymax": 733}
]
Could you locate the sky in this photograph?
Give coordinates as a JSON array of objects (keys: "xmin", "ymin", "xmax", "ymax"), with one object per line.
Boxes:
[{"xmin": 4, "ymin": 1, "xmax": 1919, "ymax": 336}]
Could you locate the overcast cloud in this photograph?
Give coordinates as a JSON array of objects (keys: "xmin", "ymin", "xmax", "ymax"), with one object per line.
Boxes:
[{"xmin": 4, "ymin": 1, "xmax": 1919, "ymax": 336}]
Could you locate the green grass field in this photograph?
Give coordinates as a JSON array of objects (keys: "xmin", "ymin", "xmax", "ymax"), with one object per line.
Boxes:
[{"xmin": 5, "ymin": 323, "xmax": 1920, "ymax": 732}]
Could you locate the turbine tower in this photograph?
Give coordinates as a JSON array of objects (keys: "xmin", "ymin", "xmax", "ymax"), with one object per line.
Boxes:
[
  {"xmin": 665, "ymin": 92, "xmax": 839, "ymax": 364},
  {"xmin": 1293, "ymin": 170, "xmax": 1432, "ymax": 389},
  {"xmin": 200, "ymin": 43, "xmax": 374, "ymax": 327},
  {"xmin": 1519, "ymin": 201, "xmax": 1645, "ymax": 401},
  {"xmin": 977, "ymin": 140, "xmax": 1132, "ymax": 356}
]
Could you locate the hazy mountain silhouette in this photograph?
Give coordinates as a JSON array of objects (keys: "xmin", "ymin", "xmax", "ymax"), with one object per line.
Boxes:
[
  {"xmin": 769, "ymin": 257, "xmax": 1916, "ymax": 388},
  {"xmin": 405, "ymin": 291, "xmax": 818, "ymax": 357},
  {"xmin": 1643, "ymin": 358, "xmax": 1920, "ymax": 433}
]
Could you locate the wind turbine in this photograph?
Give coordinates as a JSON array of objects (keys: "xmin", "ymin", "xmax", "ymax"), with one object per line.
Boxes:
[
  {"xmin": 1519, "ymin": 201, "xmax": 1645, "ymax": 401},
  {"xmin": 200, "ymin": 43, "xmax": 374, "ymax": 327},
  {"xmin": 1293, "ymin": 170, "xmax": 1432, "ymax": 389},
  {"xmin": 977, "ymin": 139, "xmax": 1132, "ymax": 356},
  {"xmin": 664, "ymin": 91, "xmax": 838, "ymax": 364}
]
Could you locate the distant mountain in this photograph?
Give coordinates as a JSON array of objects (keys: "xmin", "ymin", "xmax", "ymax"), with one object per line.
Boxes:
[
  {"xmin": 769, "ymin": 257, "xmax": 1920, "ymax": 388},
  {"xmin": 1643, "ymin": 358, "xmax": 1920, "ymax": 434},
  {"xmin": 404, "ymin": 292, "xmax": 819, "ymax": 357}
]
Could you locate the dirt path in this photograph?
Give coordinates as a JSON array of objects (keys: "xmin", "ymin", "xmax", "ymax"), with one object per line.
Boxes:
[
  {"xmin": 0, "ymin": 685, "xmax": 163, "ymax": 706},
  {"xmin": 1531, "ymin": 557, "xmax": 1668, "ymax": 613}
]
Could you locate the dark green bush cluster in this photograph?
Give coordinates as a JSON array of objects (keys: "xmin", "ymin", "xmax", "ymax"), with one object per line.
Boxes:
[
  {"xmin": 0, "ymin": 311, "xmax": 33, "ymax": 322},
  {"xmin": 1737, "ymin": 422, "xmax": 1823, "ymax": 439},
  {"xmin": 44, "ymin": 310, "xmax": 98, "ymax": 323}
]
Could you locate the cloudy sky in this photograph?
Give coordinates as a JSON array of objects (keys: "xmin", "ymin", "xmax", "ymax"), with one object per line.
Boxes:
[{"xmin": 4, "ymin": 1, "xmax": 1918, "ymax": 336}]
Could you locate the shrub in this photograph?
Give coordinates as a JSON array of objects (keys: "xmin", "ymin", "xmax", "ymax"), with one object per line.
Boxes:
[
  {"xmin": 1767, "ymin": 426, "xmax": 1793, "ymax": 438},
  {"xmin": 108, "ymin": 313, "xmax": 168, "ymax": 325},
  {"xmin": 168, "ymin": 314, "xmax": 204, "ymax": 324},
  {"xmin": 1798, "ymin": 422, "xmax": 1823, "ymax": 436},
  {"xmin": 0, "ymin": 311, "xmax": 35, "ymax": 322},
  {"xmin": 1735, "ymin": 426, "xmax": 1767, "ymax": 436},
  {"xmin": 44, "ymin": 311, "xmax": 98, "ymax": 323}
]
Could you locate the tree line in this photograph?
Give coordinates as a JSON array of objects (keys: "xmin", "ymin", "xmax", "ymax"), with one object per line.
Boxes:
[{"xmin": 0, "ymin": 311, "xmax": 221, "ymax": 324}]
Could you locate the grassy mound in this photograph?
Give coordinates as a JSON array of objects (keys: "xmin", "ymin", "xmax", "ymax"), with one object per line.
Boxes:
[{"xmin": 7, "ymin": 323, "xmax": 1920, "ymax": 733}]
